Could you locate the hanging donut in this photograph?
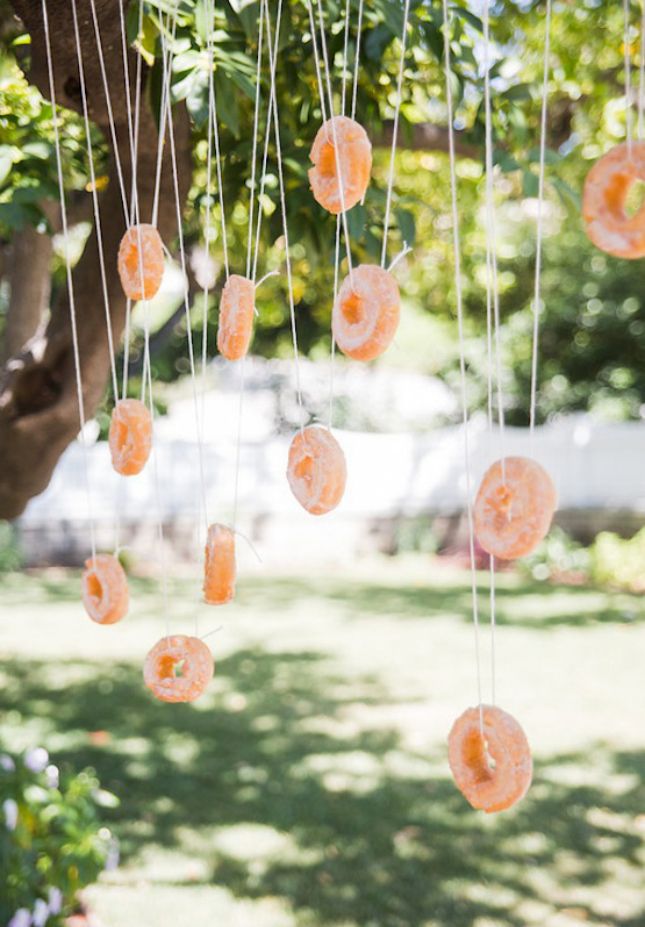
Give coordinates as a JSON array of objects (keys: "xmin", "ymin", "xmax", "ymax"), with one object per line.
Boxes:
[
  {"xmin": 217, "ymin": 275, "xmax": 256, "ymax": 361},
  {"xmin": 143, "ymin": 635, "xmax": 214, "ymax": 703},
  {"xmin": 108, "ymin": 398, "xmax": 153, "ymax": 476},
  {"xmin": 448, "ymin": 705, "xmax": 532, "ymax": 813},
  {"xmin": 287, "ymin": 425, "xmax": 347, "ymax": 515},
  {"xmin": 203, "ymin": 523, "xmax": 236, "ymax": 605},
  {"xmin": 309, "ymin": 115, "xmax": 372, "ymax": 214},
  {"xmin": 473, "ymin": 456, "xmax": 556, "ymax": 560},
  {"xmin": 582, "ymin": 141, "xmax": 645, "ymax": 259},
  {"xmin": 332, "ymin": 264, "xmax": 400, "ymax": 361},
  {"xmin": 82, "ymin": 553, "xmax": 129, "ymax": 625},
  {"xmin": 117, "ymin": 223, "xmax": 165, "ymax": 300}
]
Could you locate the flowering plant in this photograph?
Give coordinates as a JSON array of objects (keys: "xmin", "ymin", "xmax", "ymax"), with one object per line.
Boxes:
[{"xmin": 0, "ymin": 747, "xmax": 119, "ymax": 926}]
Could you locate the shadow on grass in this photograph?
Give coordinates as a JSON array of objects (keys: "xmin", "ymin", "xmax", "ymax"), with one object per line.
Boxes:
[{"xmin": 1, "ymin": 649, "xmax": 644, "ymax": 927}]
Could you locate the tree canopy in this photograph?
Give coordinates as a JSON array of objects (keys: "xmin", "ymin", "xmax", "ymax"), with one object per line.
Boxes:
[{"xmin": 0, "ymin": 0, "xmax": 642, "ymax": 517}]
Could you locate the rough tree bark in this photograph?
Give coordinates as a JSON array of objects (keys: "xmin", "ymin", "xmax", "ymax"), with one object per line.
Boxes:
[
  {"xmin": 1, "ymin": 216, "xmax": 53, "ymax": 364},
  {"xmin": 0, "ymin": 0, "xmax": 192, "ymax": 519}
]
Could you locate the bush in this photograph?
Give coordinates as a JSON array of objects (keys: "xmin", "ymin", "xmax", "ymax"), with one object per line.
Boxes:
[
  {"xmin": 589, "ymin": 527, "xmax": 645, "ymax": 592},
  {"xmin": 0, "ymin": 522, "xmax": 22, "ymax": 573},
  {"xmin": 1, "ymin": 746, "xmax": 119, "ymax": 926},
  {"xmin": 521, "ymin": 526, "xmax": 590, "ymax": 584}
]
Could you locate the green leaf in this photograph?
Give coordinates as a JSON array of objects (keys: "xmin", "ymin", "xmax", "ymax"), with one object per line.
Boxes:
[{"xmin": 395, "ymin": 207, "xmax": 416, "ymax": 246}]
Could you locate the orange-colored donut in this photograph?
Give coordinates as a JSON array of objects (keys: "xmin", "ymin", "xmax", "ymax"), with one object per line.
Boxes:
[
  {"xmin": 332, "ymin": 264, "xmax": 400, "ymax": 361},
  {"xmin": 82, "ymin": 553, "xmax": 129, "ymax": 625},
  {"xmin": 448, "ymin": 704, "xmax": 532, "ymax": 813},
  {"xmin": 143, "ymin": 635, "xmax": 214, "ymax": 703},
  {"xmin": 108, "ymin": 399, "xmax": 153, "ymax": 476},
  {"xmin": 286, "ymin": 425, "xmax": 346, "ymax": 515},
  {"xmin": 473, "ymin": 456, "xmax": 556, "ymax": 560},
  {"xmin": 309, "ymin": 115, "xmax": 372, "ymax": 214},
  {"xmin": 217, "ymin": 275, "xmax": 256, "ymax": 361},
  {"xmin": 204, "ymin": 523, "xmax": 236, "ymax": 605},
  {"xmin": 582, "ymin": 141, "xmax": 645, "ymax": 258},
  {"xmin": 117, "ymin": 224, "xmax": 165, "ymax": 300}
]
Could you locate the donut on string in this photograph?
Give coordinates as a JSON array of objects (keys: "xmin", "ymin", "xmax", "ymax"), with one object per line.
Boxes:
[
  {"xmin": 108, "ymin": 399, "xmax": 152, "ymax": 476},
  {"xmin": 473, "ymin": 456, "xmax": 556, "ymax": 560},
  {"xmin": 582, "ymin": 141, "xmax": 645, "ymax": 259},
  {"xmin": 144, "ymin": 635, "xmax": 214, "ymax": 703},
  {"xmin": 309, "ymin": 115, "xmax": 372, "ymax": 214},
  {"xmin": 204, "ymin": 523, "xmax": 236, "ymax": 605},
  {"xmin": 287, "ymin": 425, "xmax": 346, "ymax": 516},
  {"xmin": 217, "ymin": 275, "xmax": 256, "ymax": 361},
  {"xmin": 82, "ymin": 554, "xmax": 129, "ymax": 625},
  {"xmin": 333, "ymin": 264, "xmax": 400, "ymax": 361},
  {"xmin": 448, "ymin": 705, "xmax": 533, "ymax": 813},
  {"xmin": 117, "ymin": 224, "xmax": 165, "ymax": 301}
]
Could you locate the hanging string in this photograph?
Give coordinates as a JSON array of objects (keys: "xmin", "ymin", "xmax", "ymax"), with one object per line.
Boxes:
[
  {"xmin": 529, "ymin": 0, "xmax": 552, "ymax": 440},
  {"xmin": 625, "ymin": 0, "xmax": 634, "ymax": 155},
  {"xmin": 70, "ymin": 0, "xmax": 118, "ymax": 406},
  {"xmin": 41, "ymin": 0, "xmax": 97, "ymax": 564},
  {"xmin": 482, "ymin": 0, "xmax": 505, "ymax": 468},
  {"xmin": 263, "ymin": 0, "xmax": 305, "ymax": 427},
  {"xmin": 246, "ymin": 1, "xmax": 266, "ymax": 279},
  {"xmin": 639, "ymin": 0, "xmax": 645, "ymax": 138},
  {"xmin": 329, "ymin": 0, "xmax": 352, "ymax": 430},
  {"xmin": 351, "ymin": 0, "xmax": 365, "ymax": 121},
  {"xmin": 209, "ymin": 51, "xmax": 230, "ymax": 280},
  {"xmin": 381, "ymin": 0, "xmax": 411, "ymax": 268},
  {"xmin": 234, "ymin": 2, "xmax": 268, "ymax": 530},
  {"xmin": 201, "ymin": 0, "xmax": 216, "ymax": 398},
  {"xmin": 313, "ymin": 0, "xmax": 355, "ymax": 283},
  {"xmin": 441, "ymin": 0, "xmax": 483, "ymax": 726}
]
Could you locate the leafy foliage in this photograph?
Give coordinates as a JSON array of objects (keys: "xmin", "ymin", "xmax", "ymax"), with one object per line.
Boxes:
[{"xmin": 0, "ymin": 746, "xmax": 118, "ymax": 925}]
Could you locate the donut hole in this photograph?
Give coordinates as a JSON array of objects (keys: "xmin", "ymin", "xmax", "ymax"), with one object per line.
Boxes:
[
  {"xmin": 318, "ymin": 140, "xmax": 338, "ymax": 179},
  {"xmin": 341, "ymin": 291, "xmax": 365, "ymax": 326},
  {"xmin": 86, "ymin": 572, "xmax": 103, "ymax": 605},
  {"xmin": 463, "ymin": 729, "xmax": 495, "ymax": 783},
  {"xmin": 158, "ymin": 654, "xmax": 186, "ymax": 680},
  {"xmin": 624, "ymin": 177, "xmax": 645, "ymax": 218},
  {"xmin": 295, "ymin": 454, "xmax": 314, "ymax": 483}
]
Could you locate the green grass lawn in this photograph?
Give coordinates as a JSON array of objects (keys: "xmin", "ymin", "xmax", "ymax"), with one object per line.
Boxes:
[{"xmin": 1, "ymin": 558, "xmax": 644, "ymax": 927}]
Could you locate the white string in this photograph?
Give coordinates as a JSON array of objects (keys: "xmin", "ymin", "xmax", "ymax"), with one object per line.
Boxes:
[
  {"xmin": 164, "ymin": 37, "xmax": 210, "ymax": 536},
  {"xmin": 625, "ymin": 0, "xmax": 634, "ymax": 155},
  {"xmin": 307, "ymin": 1, "xmax": 328, "ymax": 124},
  {"xmin": 41, "ymin": 0, "xmax": 97, "ymax": 564},
  {"xmin": 263, "ymin": 0, "xmax": 304, "ymax": 426},
  {"xmin": 202, "ymin": 0, "xmax": 216, "ymax": 401},
  {"xmin": 328, "ymin": 0, "xmax": 352, "ymax": 430},
  {"xmin": 313, "ymin": 0, "xmax": 354, "ymax": 283},
  {"xmin": 381, "ymin": 0, "xmax": 411, "ymax": 269},
  {"xmin": 246, "ymin": 1, "xmax": 266, "ymax": 279},
  {"xmin": 351, "ymin": 0, "xmax": 365, "ymax": 121},
  {"xmin": 638, "ymin": 0, "xmax": 645, "ymax": 138},
  {"xmin": 209, "ymin": 58, "xmax": 230, "ymax": 280},
  {"xmin": 482, "ymin": 0, "xmax": 506, "ymax": 469},
  {"xmin": 442, "ymin": 0, "xmax": 483, "ymax": 726},
  {"xmin": 70, "ymin": 0, "xmax": 119, "ymax": 407},
  {"xmin": 529, "ymin": 0, "xmax": 552, "ymax": 440}
]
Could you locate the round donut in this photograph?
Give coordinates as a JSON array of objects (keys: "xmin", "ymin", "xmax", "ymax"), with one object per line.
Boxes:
[
  {"xmin": 82, "ymin": 553, "xmax": 129, "ymax": 625},
  {"xmin": 143, "ymin": 635, "xmax": 214, "ymax": 703},
  {"xmin": 217, "ymin": 274, "xmax": 256, "ymax": 361},
  {"xmin": 108, "ymin": 399, "xmax": 153, "ymax": 477},
  {"xmin": 332, "ymin": 264, "xmax": 400, "ymax": 361},
  {"xmin": 117, "ymin": 223, "xmax": 165, "ymax": 300},
  {"xmin": 473, "ymin": 456, "xmax": 557, "ymax": 560},
  {"xmin": 448, "ymin": 704, "xmax": 532, "ymax": 813},
  {"xmin": 204, "ymin": 523, "xmax": 236, "ymax": 605},
  {"xmin": 582, "ymin": 141, "xmax": 645, "ymax": 259},
  {"xmin": 286, "ymin": 425, "xmax": 346, "ymax": 516},
  {"xmin": 309, "ymin": 115, "xmax": 372, "ymax": 215}
]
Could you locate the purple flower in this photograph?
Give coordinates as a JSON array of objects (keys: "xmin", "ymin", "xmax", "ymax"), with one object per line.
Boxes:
[
  {"xmin": 31, "ymin": 900, "xmax": 48, "ymax": 927},
  {"xmin": 24, "ymin": 748, "xmax": 49, "ymax": 774},
  {"xmin": 0, "ymin": 754, "xmax": 15, "ymax": 772},
  {"xmin": 47, "ymin": 888, "xmax": 63, "ymax": 916},
  {"xmin": 45, "ymin": 765, "xmax": 59, "ymax": 790},
  {"xmin": 8, "ymin": 910, "xmax": 31, "ymax": 927},
  {"xmin": 3, "ymin": 798, "xmax": 18, "ymax": 831}
]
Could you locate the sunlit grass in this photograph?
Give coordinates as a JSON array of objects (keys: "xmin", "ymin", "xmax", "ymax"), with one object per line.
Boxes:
[{"xmin": 1, "ymin": 558, "xmax": 644, "ymax": 927}]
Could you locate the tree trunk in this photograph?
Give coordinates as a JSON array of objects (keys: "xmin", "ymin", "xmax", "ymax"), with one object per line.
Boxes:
[
  {"xmin": 1, "ymin": 220, "xmax": 53, "ymax": 364},
  {"xmin": 0, "ymin": 0, "xmax": 192, "ymax": 519}
]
